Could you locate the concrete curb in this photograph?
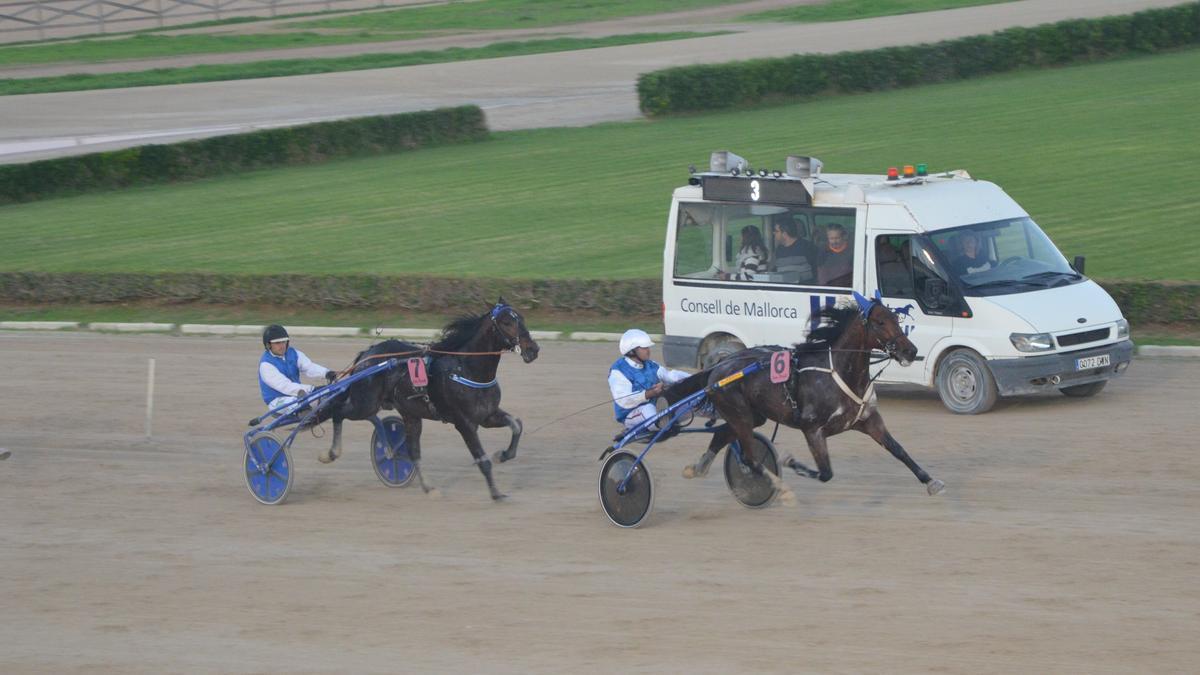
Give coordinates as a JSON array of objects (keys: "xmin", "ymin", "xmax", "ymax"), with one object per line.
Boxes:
[
  {"xmin": 3, "ymin": 322, "xmax": 1194, "ymax": 355},
  {"xmin": 1137, "ymin": 345, "xmax": 1200, "ymax": 358}
]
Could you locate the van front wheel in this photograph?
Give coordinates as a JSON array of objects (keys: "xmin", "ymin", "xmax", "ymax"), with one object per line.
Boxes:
[
  {"xmin": 936, "ymin": 350, "xmax": 998, "ymax": 414},
  {"xmin": 699, "ymin": 335, "xmax": 745, "ymax": 369}
]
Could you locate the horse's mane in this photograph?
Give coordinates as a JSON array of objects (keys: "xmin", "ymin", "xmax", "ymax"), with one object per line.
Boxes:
[
  {"xmin": 795, "ymin": 305, "xmax": 860, "ymax": 353},
  {"xmin": 432, "ymin": 312, "xmax": 486, "ymax": 352}
]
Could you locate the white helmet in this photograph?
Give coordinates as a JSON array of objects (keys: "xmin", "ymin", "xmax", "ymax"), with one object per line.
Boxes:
[{"xmin": 619, "ymin": 329, "xmax": 654, "ymax": 356}]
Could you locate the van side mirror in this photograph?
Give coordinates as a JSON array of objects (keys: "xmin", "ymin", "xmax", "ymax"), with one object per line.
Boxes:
[
  {"xmin": 1072, "ymin": 255, "xmax": 1086, "ymax": 274},
  {"xmin": 923, "ymin": 278, "xmax": 948, "ymax": 309}
]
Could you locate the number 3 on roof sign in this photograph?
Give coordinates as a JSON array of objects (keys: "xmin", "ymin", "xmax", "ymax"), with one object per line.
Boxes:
[
  {"xmin": 750, "ymin": 179, "xmax": 760, "ymax": 201},
  {"xmin": 770, "ymin": 350, "xmax": 790, "ymax": 384}
]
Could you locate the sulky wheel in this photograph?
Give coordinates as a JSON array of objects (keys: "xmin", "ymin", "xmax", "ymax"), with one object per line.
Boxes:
[
  {"xmin": 723, "ymin": 432, "xmax": 781, "ymax": 509},
  {"xmin": 598, "ymin": 450, "xmax": 654, "ymax": 528},
  {"xmin": 370, "ymin": 416, "xmax": 415, "ymax": 488},
  {"xmin": 244, "ymin": 431, "xmax": 293, "ymax": 505}
]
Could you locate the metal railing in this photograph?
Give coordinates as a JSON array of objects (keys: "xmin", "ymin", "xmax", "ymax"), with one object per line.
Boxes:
[{"xmin": 0, "ymin": 0, "xmax": 399, "ymax": 40}]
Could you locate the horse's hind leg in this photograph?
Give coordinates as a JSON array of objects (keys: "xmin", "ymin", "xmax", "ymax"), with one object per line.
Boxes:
[
  {"xmin": 682, "ymin": 424, "xmax": 731, "ymax": 479},
  {"xmin": 318, "ymin": 418, "xmax": 344, "ymax": 464},
  {"xmin": 453, "ymin": 421, "xmax": 506, "ymax": 501},
  {"xmin": 483, "ymin": 409, "xmax": 522, "ymax": 464},
  {"xmin": 404, "ymin": 416, "xmax": 437, "ymax": 496},
  {"xmin": 856, "ymin": 412, "xmax": 945, "ymax": 495}
]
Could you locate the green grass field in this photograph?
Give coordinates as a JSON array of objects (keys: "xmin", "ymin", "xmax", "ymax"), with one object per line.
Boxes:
[
  {"xmin": 3, "ymin": 49, "xmax": 1198, "ymax": 282},
  {"xmin": 0, "ymin": 0, "xmax": 749, "ymax": 68},
  {"xmin": 740, "ymin": 0, "xmax": 1016, "ymax": 23},
  {"xmin": 0, "ymin": 33, "xmax": 716, "ymax": 96},
  {"xmin": 297, "ymin": 0, "xmax": 747, "ymax": 31}
]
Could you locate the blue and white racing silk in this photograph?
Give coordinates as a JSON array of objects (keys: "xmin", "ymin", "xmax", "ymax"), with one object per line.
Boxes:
[
  {"xmin": 608, "ymin": 356, "xmax": 690, "ymax": 430},
  {"xmin": 258, "ymin": 347, "xmax": 333, "ymax": 409}
]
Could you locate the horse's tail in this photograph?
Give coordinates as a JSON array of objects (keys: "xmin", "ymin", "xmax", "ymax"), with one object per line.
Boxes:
[{"xmin": 663, "ymin": 370, "xmax": 711, "ymax": 405}]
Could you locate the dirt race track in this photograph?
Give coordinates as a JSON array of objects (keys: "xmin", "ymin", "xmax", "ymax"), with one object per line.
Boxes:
[{"xmin": 1, "ymin": 332, "xmax": 1197, "ymax": 673}]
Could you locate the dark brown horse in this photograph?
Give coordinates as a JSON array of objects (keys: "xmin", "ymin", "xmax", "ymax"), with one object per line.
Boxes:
[
  {"xmin": 669, "ymin": 292, "xmax": 944, "ymax": 498},
  {"xmin": 313, "ymin": 300, "xmax": 540, "ymax": 500}
]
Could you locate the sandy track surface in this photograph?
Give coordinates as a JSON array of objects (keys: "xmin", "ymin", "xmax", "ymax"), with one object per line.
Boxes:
[
  {"xmin": 1, "ymin": 331, "xmax": 1197, "ymax": 673},
  {"xmin": 0, "ymin": 0, "xmax": 1184, "ymax": 163}
]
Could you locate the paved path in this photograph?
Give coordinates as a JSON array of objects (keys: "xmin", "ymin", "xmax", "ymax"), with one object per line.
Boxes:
[{"xmin": 0, "ymin": 0, "xmax": 1184, "ymax": 163}]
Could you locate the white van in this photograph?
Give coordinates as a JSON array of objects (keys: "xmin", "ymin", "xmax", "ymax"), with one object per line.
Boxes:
[{"xmin": 661, "ymin": 152, "xmax": 1134, "ymax": 414}]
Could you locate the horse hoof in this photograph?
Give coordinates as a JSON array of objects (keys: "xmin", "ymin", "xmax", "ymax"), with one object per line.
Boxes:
[
  {"xmin": 426, "ymin": 488, "xmax": 442, "ymax": 499},
  {"xmin": 927, "ymin": 479, "xmax": 946, "ymax": 496},
  {"xmin": 492, "ymin": 492, "xmax": 509, "ymax": 501},
  {"xmin": 317, "ymin": 451, "xmax": 335, "ymax": 464},
  {"xmin": 491, "ymin": 450, "xmax": 515, "ymax": 464},
  {"xmin": 778, "ymin": 489, "xmax": 796, "ymax": 507},
  {"xmin": 682, "ymin": 465, "xmax": 697, "ymax": 479}
]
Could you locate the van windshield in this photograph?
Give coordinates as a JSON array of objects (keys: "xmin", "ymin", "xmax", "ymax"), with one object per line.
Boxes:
[{"xmin": 926, "ymin": 217, "xmax": 1082, "ymax": 296}]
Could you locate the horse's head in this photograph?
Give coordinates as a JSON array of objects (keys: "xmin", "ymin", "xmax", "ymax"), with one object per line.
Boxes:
[
  {"xmin": 853, "ymin": 290, "xmax": 917, "ymax": 366},
  {"xmin": 489, "ymin": 299, "xmax": 540, "ymax": 363}
]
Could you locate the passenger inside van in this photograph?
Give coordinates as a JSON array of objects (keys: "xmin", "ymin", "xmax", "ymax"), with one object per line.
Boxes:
[
  {"xmin": 770, "ymin": 217, "xmax": 817, "ymax": 284},
  {"xmin": 817, "ymin": 223, "xmax": 854, "ymax": 286}
]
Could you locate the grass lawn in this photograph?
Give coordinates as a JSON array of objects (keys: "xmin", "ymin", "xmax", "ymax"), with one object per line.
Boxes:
[
  {"xmin": 0, "ymin": 0, "xmax": 751, "ymax": 68},
  {"xmin": 0, "ymin": 33, "xmax": 716, "ymax": 95},
  {"xmin": 297, "ymin": 0, "xmax": 751, "ymax": 31},
  {"xmin": 2, "ymin": 49, "xmax": 1198, "ymax": 282},
  {"xmin": 740, "ymin": 0, "xmax": 1018, "ymax": 23}
]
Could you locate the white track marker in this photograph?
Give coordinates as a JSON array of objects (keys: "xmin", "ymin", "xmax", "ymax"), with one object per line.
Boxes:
[{"xmin": 145, "ymin": 358, "xmax": 156, "ymax": 439}]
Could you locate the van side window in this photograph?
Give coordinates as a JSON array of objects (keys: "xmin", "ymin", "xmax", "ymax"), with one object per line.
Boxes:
[
  {"xmin": 673, "ymin": 204, "xmax": 717, "ymax": 279},
  {"xmin": 814, "ymin": 214, "xmax": 855, "ymax": 287},
  {"xmin": 876, "ymin": 235, "xmax": 914, "ymax": 298}
]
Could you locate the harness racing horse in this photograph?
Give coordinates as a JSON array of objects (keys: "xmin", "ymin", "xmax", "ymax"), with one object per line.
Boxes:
[
  {"xmin": 312, "ymin": 300, "xmax": 540, "ymax": 500},
  {"xmin": 669, "ymin": 291, "xmax": 945, "ymax": 498}
]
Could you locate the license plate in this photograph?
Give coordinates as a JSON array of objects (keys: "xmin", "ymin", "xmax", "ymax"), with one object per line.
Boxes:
[{"xmin": 1076, "ymin": 354, "xmax": 1111, "ymax": 370}]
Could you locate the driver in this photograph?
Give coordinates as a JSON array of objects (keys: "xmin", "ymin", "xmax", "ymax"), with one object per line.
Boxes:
[
  {"xmin": 608, "ymin": 329, "xmax": 690, "ymax": 430},
  {"xmin": 258, "ymin": 324, "xmax": 337, "ymax": 414},
  {"xmin": 955, "ymin": 232, "xmax": 993, "ymax": 275}
]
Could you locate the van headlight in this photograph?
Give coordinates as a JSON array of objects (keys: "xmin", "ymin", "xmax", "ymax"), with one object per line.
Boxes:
[
  {"xmin": 1116, "ymin": 319, "xmax": 1129, "ymax": 339},
  {"xmin": 1010, "ymin": 332, "xmax": 1054, "ymax": 352}
]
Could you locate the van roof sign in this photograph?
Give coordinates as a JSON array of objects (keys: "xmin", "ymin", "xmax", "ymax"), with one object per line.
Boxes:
[
  {"xmin": 700, "ymin": 174, "xmax": 811, "ymax": 205},
  {"xmin": 693, "ymin": 151, "xmax": 814, "ymax": 205}
]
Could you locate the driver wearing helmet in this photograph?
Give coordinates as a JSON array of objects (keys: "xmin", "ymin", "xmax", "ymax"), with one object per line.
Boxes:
[
  {"xmin": 258, "ymin": 324, "xmax": 337, "ymax": 414},
  {"xmin": 608, "ymin": 329, "xmax": 690, "ymax": 430}
]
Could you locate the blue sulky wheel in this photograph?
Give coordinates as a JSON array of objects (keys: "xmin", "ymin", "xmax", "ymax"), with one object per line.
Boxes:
[
  {"xmin": 244, "ymin": 431, "xmax": 293, "ymax": 505},
  {"xmin": 724, "ymin": 432, "xmax": 781, "ymax": 509},
  {"xmin": 370, "ymin": 416, "xmax": 415, "ymax": 488},
  {"xmin": 598, "ymin": 450, "xmax": 654, "ymax": 528}
]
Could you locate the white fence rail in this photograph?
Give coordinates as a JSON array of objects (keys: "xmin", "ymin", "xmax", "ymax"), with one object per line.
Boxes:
[{"xmin": 0, "ymin": 0, "xmax": 401, "ymax": 40}]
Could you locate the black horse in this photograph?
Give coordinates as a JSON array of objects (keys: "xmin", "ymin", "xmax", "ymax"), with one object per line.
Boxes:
[
  {"xmin": 669, "ymin": 292, "xmax": 944, "ymax": 498},
  {"xmin": 313, "ymin": 300, "xmax": 540, "ymax": 500}
]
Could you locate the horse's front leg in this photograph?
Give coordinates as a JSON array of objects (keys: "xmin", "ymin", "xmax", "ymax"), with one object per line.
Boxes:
[
  {"xmin": 784, "ymin": 428, "xmax": 832, "ymax": 482},
  {"xmin": 453, "ymin": 420, "xmax": 506, "ymax": 501},
  {"xmin": 855, "ymin": 411, "xmax": 944, "ymax": 495},
  {"xmin": 318, "ymin": 417, "xmax": 344, "ymax": 464},
  {"xmin": 482, "ymin": 409, "xmax": 522, "ymax": 464}
]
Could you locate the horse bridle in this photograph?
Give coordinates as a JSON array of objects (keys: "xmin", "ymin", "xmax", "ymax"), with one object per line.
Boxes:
[
  {"xmin": 489, "ymin": 303, "xmax": 523, "ymax": 351},
  {"xmin": 861, "ymin": 301, "xmax": 904, "ymax": 362}
]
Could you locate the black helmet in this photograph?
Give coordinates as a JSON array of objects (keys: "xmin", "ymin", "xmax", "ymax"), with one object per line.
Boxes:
[{"xmin": 262, "ymin": 324, "xmax": 289, "ymax": 349}]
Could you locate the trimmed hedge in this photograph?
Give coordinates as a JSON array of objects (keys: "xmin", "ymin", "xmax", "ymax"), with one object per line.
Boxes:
[
  {"xmin": 0, "ymin": 105, "xmax": 489, "ymax": 205},
  {"xmin": 637, "ymin": 3, "xmax": 1200, "ymax": 115},
  {"xmin": 0, "ymin": 273, "xmax": 661, "ymax": 317},
  {"xmin": 1, "ymin": 272, "xmax": 1196, "ymax": 325}
]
